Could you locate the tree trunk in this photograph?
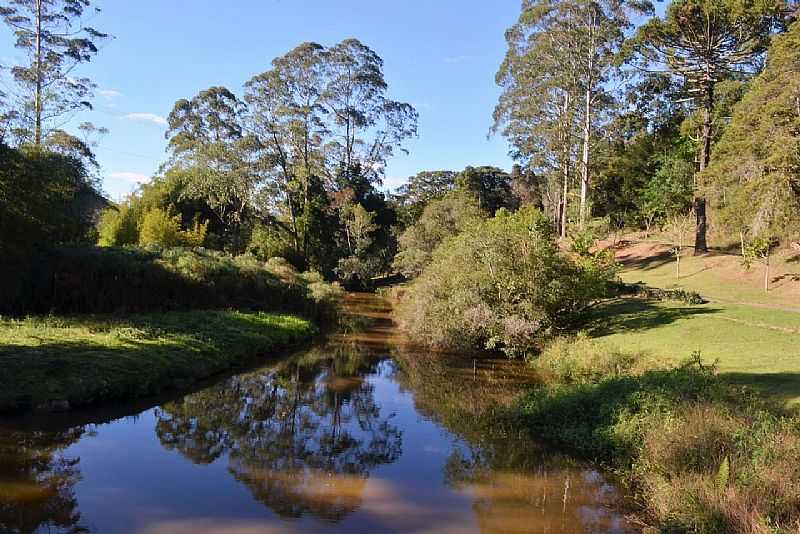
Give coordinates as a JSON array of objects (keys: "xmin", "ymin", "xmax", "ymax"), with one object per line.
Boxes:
[
  {"xmin": 34, "ymin": 0, "xmax": 43, "ymax": 145},
  {"xmin": 694, "ymin": 82, "xmax": 714, "ymax": 254},
  {"xmin": 580, "ymin": 86, "xmax": 591, "ymax": 230},
  {"xmin": 560, "ymin": 91, "xmax": 570, "ymax": 239}
]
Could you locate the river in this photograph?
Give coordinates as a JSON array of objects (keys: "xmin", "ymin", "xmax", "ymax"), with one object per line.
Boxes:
[{"xmin": 0, "ymin": 293, "xmax": 637, "ymax": 533}]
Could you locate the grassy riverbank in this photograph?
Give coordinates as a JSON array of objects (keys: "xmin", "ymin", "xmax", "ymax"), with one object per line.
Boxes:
[{"xmin": 0, "ymin": 310, "xmax": 315, "ymax": 412}]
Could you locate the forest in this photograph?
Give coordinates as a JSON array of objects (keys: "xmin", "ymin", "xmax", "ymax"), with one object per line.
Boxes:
[{"xmin": 1, "ymin": 0, "xmax": 800, "ymax": 532}]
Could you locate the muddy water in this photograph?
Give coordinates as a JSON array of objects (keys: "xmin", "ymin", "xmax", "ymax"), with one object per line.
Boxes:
[{"xmin": 0, "ymin": 293, "xmax": 637, "ymax": 533}]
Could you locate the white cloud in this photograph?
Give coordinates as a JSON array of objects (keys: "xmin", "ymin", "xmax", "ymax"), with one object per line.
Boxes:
[
  {"xmin": 98, "ymin": 89, "xmax": 122, "ymax": 99},
  {"xmin": 122, "ymin": 112, "xmax": 168, "ymax": 126},
  {"xmin": 443, "ymin": 55, "xmax": 472, "ymax": 64},
  {"xmin": 110, "ymin": 171, "xmax": 151, "ymax": 185}
]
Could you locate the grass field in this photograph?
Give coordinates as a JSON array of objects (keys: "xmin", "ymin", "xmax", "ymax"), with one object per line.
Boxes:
[
  {"xmin": 0, "ymin": 311, "xmax": 314, "ymax": 412},
  {"xmin": 585, "ymin": 240, "xmax": 800, "ymax": 409}
]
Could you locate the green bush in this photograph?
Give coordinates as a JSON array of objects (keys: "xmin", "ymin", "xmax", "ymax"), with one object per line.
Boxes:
[
  {"xmin": 393, "ymin": 191, "xmax": 483, "ymax": 278},
  {"xmin": 139, "ymin": 208, "xmax": 183, "ymax": 247},
  {"xmin": 534, "ymin": 333, "xmax": 649, "ymax": 383},
  {"xmin": 2, "ymin": 246, "xmax": 339, "ymax": 320},
  {"xmin": 397, "ymin": 207, "xmax": 618, "ymax": 358}
]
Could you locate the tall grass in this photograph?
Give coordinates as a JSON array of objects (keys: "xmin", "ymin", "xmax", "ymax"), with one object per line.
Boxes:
[{"xmin": 517, "ymin": 338, "xmax": 800, "ymax": 533}]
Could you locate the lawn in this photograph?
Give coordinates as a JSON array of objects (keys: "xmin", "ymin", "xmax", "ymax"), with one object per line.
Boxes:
[{"xmin": 0, "ymin": 310, "xmax": 315, "ymax": 412}]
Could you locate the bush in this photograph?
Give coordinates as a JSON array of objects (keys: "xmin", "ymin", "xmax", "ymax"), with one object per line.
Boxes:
[
  {"xmin": 396, "ymin": 207, "xmax": 617, "ymax": 358},
  {"xmin": 139, "ymin": 208, "xmax": 183, "ymax": 247},
  {"xmin": 1, "ymin": 246, "xmax": 339, "ymax": 321},
  {"xmin": 393, "ymin": 191, "xmax": 483, "ymax": 278},
  {"xmin": 534, "ymin": 333, "xmax": 648, "ymax": 383}
]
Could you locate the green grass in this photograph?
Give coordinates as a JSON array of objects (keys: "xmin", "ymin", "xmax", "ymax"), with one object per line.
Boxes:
[
  {"xmin": 583, "ymin": 298, "xmax": 800, "ymax": 409},
  {"xmin": 0, "ymin": 310, "xmax": 315, "ymax": 412},
  {"xmin": 618, "ymin": 246, "xmax": 800, "ymax": 310}
]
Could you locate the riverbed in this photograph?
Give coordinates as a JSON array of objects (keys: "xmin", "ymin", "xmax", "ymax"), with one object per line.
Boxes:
[{"xmin": 0, "ymin": 293, "xmax": 637, "ymax": 533}]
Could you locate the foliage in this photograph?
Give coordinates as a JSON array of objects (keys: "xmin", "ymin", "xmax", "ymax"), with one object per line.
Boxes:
[
  {"xmin": 393, "ymin": 170, "xmax": 457, "ymax": 225},
  {"xmin": 0, "ymin": 0, "xmax": 109, "ymax": 145},
  {"xmin": 703, "ymin": 20, "xmax": 800, "ymax": 241},
  {"xmin": 534, "ymin": 333, "xmax": 649, "ymax": 383},
  {"xmin": 0, "ymin": 143, "xmax": 102, "ymax": 306},
  {"xmin": 393, "ymin": 191, "xmax": 483, "ymax": 278},
  {"xmin": 138, "ymin": 208, "xmax": 183, "ymax": 247},
  {"xmin": 630, "ymin": 0, "xmax": 793, "ymax": 251},
  {"xmin": 0, "ymin": 245, "xmax": 341, "ymax": 320},
  {"xmin": 397, "ymin": 207, "xmax": 617, "ymax": 358}
]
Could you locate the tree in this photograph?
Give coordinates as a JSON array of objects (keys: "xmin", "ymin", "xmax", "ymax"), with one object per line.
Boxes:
[
  {"xmin": 0, "ymin": 0, "xmax": 108, "ymax": 145},
  {"xmin": 393, "ymin": 170, "xmax": 457, "ymax": 225},
  {"xmin": 244, "ymin": 39, "xmax": 417, "ymax": 272},
  {"xmin": 703, "ymin": 19, "xmax": 800, "ymax": 242},
  {"xmin": 393, "ymin": 191, "xmax": 483, "ymax": 278},
  {"xmin": 495, "ymin": 0, "xmax": 652, "ymax": 233},
  {"xmin": 455, "ymin": 165, "xmax": 513, "ymax": 215},
  {"xmin": 631, "ymin": 0, "xmax": 792, "ymax": 252},
  {"xmin": 165, "ymin": 86, "xmax": 264, "ymax": 252}
]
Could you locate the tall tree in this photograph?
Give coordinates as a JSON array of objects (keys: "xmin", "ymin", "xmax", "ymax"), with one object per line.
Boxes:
[
  {"xmin": 631, "ymin": 0, "xmax": 792, "ymax": 252},
  {"xmin": 495, "ymin": 0, "xmax": 652, "ymax": 234},
  {"xmin": 702, "ymin": 19, "xmax": 800, "ymax": 239},
  {"xmin": 165, "ymin": 86, "xmax": 264, "ymax": 251},
  {"xmin": 0, "ymin": 0, "xmax": 108, "ymax": 145},
  {"xmin": 244, "ymin": 39, "xmax": 417, "ymax": 271}
]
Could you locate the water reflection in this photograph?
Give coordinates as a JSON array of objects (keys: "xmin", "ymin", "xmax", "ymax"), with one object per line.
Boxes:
[
  {"xmin": 154, "ymin": 351, "xmax": 402, "ymax": 521},
  {"xmin": 0, "ymin": 293, "xmax": 637, "ymax": 533},
  {"xmin": 0, "ymin": 427, "xmax": 86, "ymax": 533}
]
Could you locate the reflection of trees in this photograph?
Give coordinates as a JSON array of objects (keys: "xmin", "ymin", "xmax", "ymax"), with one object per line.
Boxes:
[
  {"xmin": 393, "ymin": 345, "xmax": 632, "ymax": 533},
  {"xmin": 154, "ymin": 349, "xmax": 402, "ymax": 521},
  {"xmin": 0, "ymin": 426, "xmax": 87, "ymax": 533}
]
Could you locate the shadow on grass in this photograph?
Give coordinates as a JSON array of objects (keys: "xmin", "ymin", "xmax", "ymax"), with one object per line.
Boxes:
[
  {"xmin": 617, "ymin": 249, "xmax": 674, "ymax": 272},
  {"xmin": 720, "ymin": 372, "xmax": 800, "ymax": 412},
  {"xmin": 515, "ymin": 362, "xmax": 722, "ymax": 461},
  {"xmin": 581, "ymin": 298, "xmax": 720, "ymax": 337}
]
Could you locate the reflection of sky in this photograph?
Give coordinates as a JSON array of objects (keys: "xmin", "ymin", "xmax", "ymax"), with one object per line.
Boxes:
[{"xmin": 50, "ymin": 353, "xmax": 633, "ymax": 534}]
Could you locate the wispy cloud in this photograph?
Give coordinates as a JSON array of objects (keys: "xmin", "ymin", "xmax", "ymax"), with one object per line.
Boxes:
[
  {"xmin": 122, "ymin": 112, "xmax": 168, "ymax": 126},
  {"xmin": 110, "ymin": 171, "xmax": 151, "ymax": 185},
  {"xmin": 98, "ymin": 89, "xmax": 122, "ymax": 99},
  {"xmin": 443, "ymin": 55, "xmax": 472, "ymax": 64}
]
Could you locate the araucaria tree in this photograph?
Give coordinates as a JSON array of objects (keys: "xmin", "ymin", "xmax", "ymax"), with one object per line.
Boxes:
[
  {"xmin": 703, "ymin": 19, "xmax": 800, "ymax": 241},
  {"xmin": 0, "ymin": 0, "xmax": 108, "ymax": 145},
  {"xmin": 495, "ymin": 0, "xmax": 652, "ymax": 233},
  {"xmin": 631, "ymin": 0, "xmax": 791, "ymax": 252}
]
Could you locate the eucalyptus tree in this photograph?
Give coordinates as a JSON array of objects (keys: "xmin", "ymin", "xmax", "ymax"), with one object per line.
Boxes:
[
  {"xmin": 630, "ymin": 0, "xmax": 792, "ymax": 252},
  {"xmin": 244, "ymin": 38, "xmax": 417, "ymax": 271},
  {"xmin": 495, "ymin": 0, "xmax": 652, "ymax": 233},
  {"xmin": 165, "ymin": 86, "xmax": 265, "ymax": 251},
  {"xmin": 0, "ymin": 0, "xmax": 108, "ymax": 145}
]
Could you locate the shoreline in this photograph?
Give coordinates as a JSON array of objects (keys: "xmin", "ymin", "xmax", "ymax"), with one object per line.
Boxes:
[{"xmin": 0, "ymin": 310, "xmax": 317, "ymax": 414}]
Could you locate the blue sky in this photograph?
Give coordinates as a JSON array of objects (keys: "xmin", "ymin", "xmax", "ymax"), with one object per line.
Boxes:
[{"xmin": 0, "ymin": 1, "xmax": 520, "ymax": 200}]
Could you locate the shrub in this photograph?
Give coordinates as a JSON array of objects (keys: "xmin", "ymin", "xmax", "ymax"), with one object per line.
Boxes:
[
  {"xmin": 534, "ymin": 333, "xmax": 648, "ymax": 383},
  {"xmin": 138, "ymin": 208, "xmax": 183, "ymax": 247},
  {"xmin": 2, "ymin": 246, "xmax": 339, "ymax": 321},
  {"xmin": 393, "ymin": 191, "xmax": 483, "ymax": 278},
  {"xmin": 516, "ymin": 346, "xmax": 800, "ymax": 533},
  {"xmin": 97, "ymin": 205, "xmax": 139, "ymax": 246},
  {"xmin": 397, "ymin": 207, "xmax": 617, "ymax": 358}
]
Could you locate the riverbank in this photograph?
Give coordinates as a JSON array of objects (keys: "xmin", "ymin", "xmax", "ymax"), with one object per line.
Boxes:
[{"xmin": 0, "ymin": 310, "xmax": 315, "ymax": 413}]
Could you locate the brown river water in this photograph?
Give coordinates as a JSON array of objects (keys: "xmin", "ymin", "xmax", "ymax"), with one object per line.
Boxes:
[{"xmin": 0, "ymin": 293, "xmax": 638, "ymax": 533}]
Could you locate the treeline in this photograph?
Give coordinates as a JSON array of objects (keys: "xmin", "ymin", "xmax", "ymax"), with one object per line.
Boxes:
[{"xmin": 494, "ymin": 0, "xmax": 799, "ymax": 251}]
